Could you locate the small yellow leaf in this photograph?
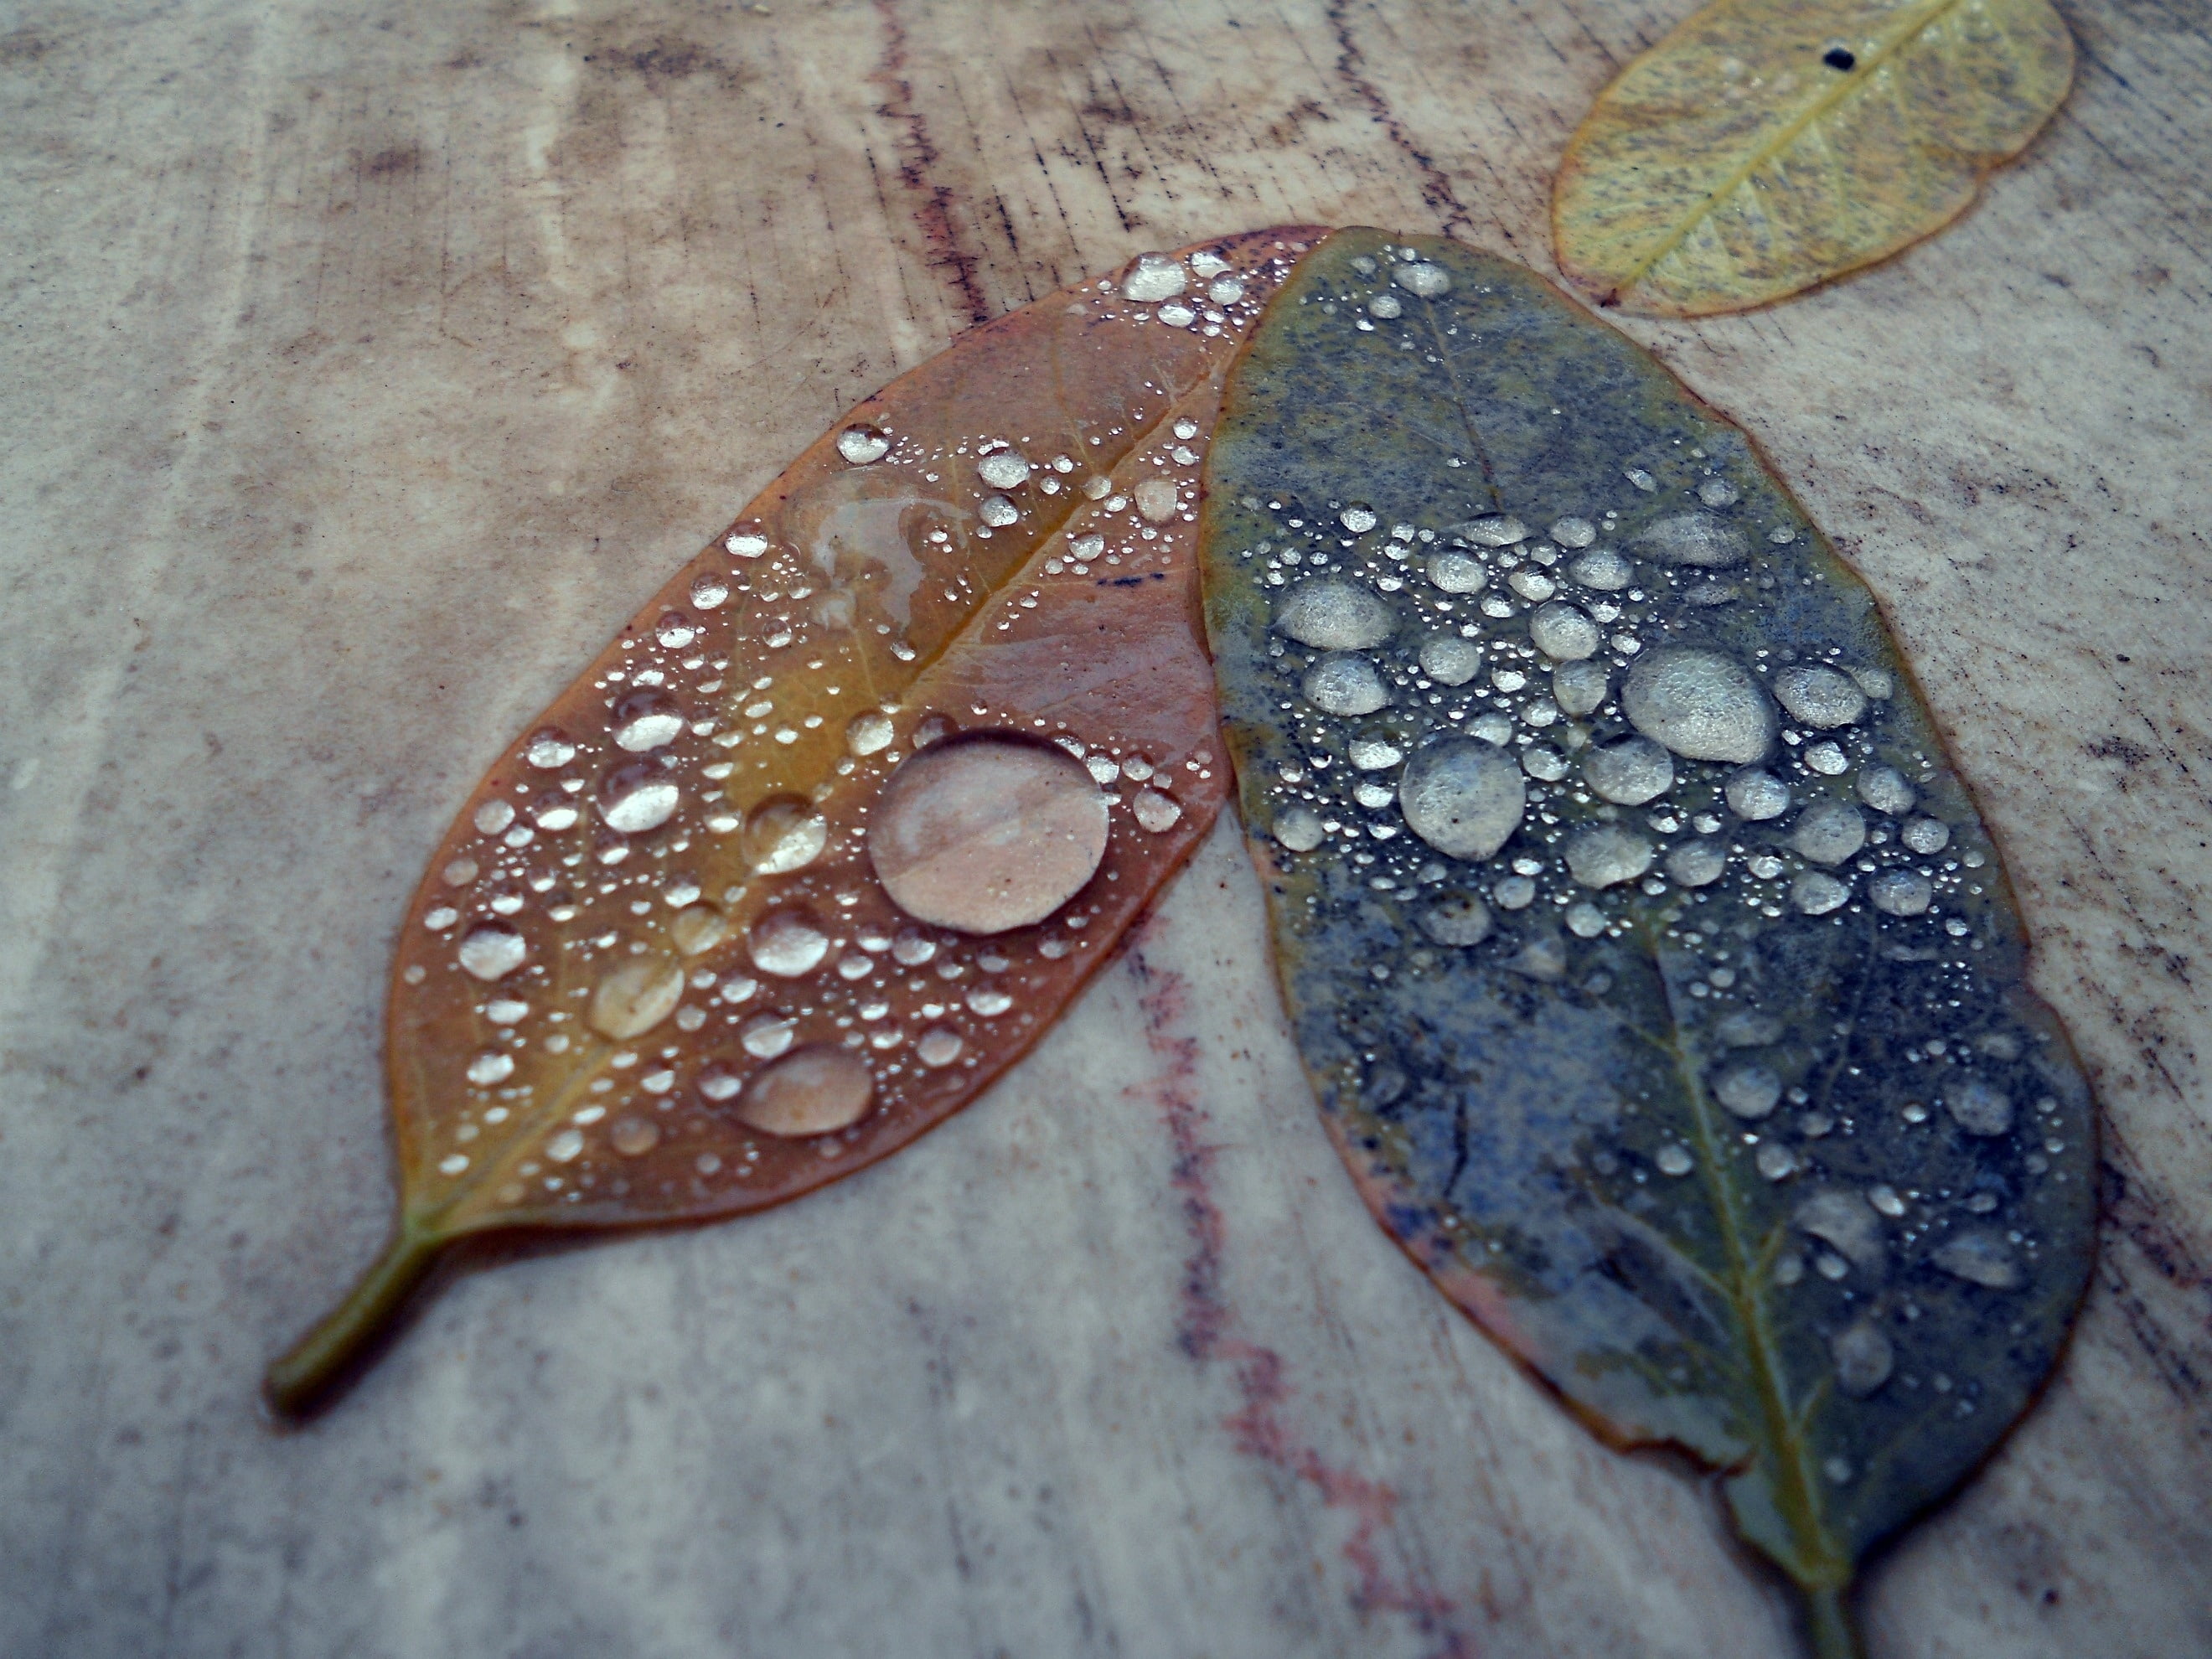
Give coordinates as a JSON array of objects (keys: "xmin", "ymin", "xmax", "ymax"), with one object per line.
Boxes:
[{"xmin": 1553, "ymin": 0, "xmax": 2074, "ymax": 316}]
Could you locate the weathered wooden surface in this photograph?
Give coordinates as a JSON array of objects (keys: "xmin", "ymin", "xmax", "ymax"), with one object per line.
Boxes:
[{"xmin": 1, "ymin": 3, "xmax": 2205, "ymax": 1655}]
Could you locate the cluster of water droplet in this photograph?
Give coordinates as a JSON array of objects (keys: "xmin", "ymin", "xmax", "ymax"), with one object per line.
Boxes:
[
  {"xmin": 399, "ymin": 239, "xmax": 1299, "ymax": 1217},
  {"xmin": 1232, "ymin": 242, "xmax": 2077, "ymax": 1435}
]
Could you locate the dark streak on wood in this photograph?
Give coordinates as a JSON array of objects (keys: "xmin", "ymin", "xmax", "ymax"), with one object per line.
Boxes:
[
  {"xmin": 1325, "ymin": 0, "xmax": 1474, "ymax": 239},
  {"xmin": 869, "ymin": 0, "xmax": 994, "ymax": 324}
]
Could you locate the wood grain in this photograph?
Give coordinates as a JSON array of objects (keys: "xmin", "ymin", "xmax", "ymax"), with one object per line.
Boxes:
[{"xmin": 0, "ymin": 3, "xmax": 2205, "ymax": 1655}]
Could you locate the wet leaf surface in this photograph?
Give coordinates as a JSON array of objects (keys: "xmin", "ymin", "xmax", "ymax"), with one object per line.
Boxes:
[
  {"xmin": 1553, "ymin": 0, "xmax": 2074, "ymax": 315},
  {"xmin": 1201, "ymin": 229, "xmax": 2096, "ymax": 1645},
  {"xmin": 267, "ymin": 225, "xmax": 1328, "ymax": 1415}
]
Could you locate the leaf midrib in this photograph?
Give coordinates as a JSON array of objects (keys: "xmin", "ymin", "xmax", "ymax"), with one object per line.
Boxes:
[{"xmin": 1610, "ymin": 0, "xmax": 1975, "ymax": 295}]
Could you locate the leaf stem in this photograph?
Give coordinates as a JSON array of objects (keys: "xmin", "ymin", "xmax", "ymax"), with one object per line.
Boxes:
[
  {"xmin": 1801, "ymin": 1584, "xmax": 1865, "ymax": 1659},
  {"xmin": 264, "ymin": 1218, "xmax": 447, "ymax": 1419}
]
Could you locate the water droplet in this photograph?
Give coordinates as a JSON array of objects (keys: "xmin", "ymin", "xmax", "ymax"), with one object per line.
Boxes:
[
  {"xmin": 1456, "ymin": 513, "xmax": 1527, "ymax": 547},
  {"xmin": 1275, "ymin": 578, "xmax": 1393, "ymax": 649},
  {"xmin": 1856, "ymin": 765, "xmax": 1915, "ymax": 815},
  {"xmin": 917, "ymin": 1027, "xmax": 964, "ymax": 1067},
  {"xmin": 468, "ymin": 1052, "xmax": 515, "ymax": 1085},
  {"xmin": 742, "ymin": 1012, "xmax": 798, "ymax": 1058},
  {"xmin": 1566, "ymin": 902, "xmax": 1607, "ymax": 938},
  {"xmin": 439, "ymin": 1154, "xmax": 470, "ymax": 1176},
  {"xmin": 726, "ymin": 520, "xmax": 772, "ymax": 559},
  {"xmin": 967, "ymin": 984, "xmax": 1013, "ymax": 1016},
  {"xmin": 1802, "ymin": 741, "xmax": 1848, "ymax": 776},
  {"xmin": 846, "ymin": 710, "xmax": 896, "ymax": 757},
  {"xmin": 1584, "ymin": 736, "xmax": 1673, "ymax": 805},
  {"xmin": 1902, "ymin": 817, "xmax": 1951, "ymax": 854},
  {"xmin": 1792, "ymin": 801, "xmax": 1867, "ymax": 865},
  {"xmin": 1134, "ymin": 477, "xmax": 1181, "ymax": 523},
  {"xmin": 1132, "ymin": 789, "xmax": 1183, "ymax": 834},
  {"xmin": 1393, "ymin": 261, "xmax": 1451, "ymax": 298},
  {"xmin": 1636, "ymin": 513, "xmax": 1749, "ymax": 567},
  {"xmin": 1428, "ymin": 550, "xmax": 1487, "ymax": 594},
  {"xmin": 690, "ymin": 574, "xmax": 730, "ymax": 609},
  {"xmin": 530, "ymin": 793, "xmax": 578, "ymax": 831},
  {"xmin": 1792, "ymin": 871, "xmax": 1851, "ymax": 914},
  {"xmin": 1340, "ymin": 504, "xmax": 1378, "ymax": 534},
  {"xmin": 1723, "ymin": 768, "xmax": 1791, "ymax": 820},
  {"xmin": 1122, "ymin": 253, "xmax": 1188, "ymax": 302},
  {"xmin": 1772, "ymin": 665, "xmax": 1867, "ymax": 729},
  {"xmin": 1623, "ymin": 649, "xmax": 1775, "ymax": 764},
  {"xmin": 599, "ymin": 765, "xmax": 680, "ymax": 834},
  {"xmin": 586, "ymin": 958, "xmax": 681, "ymax": 1042},
  {"xmin": 1656, "ymin": 1144, "xmax": 1694, "ymax": 1176},
  {"xmin": 892, "ymin": 928, "xmax": 938, "ymax": 966},
  {"xmin": 749, "ymin": 907, "xmax": 830, "ymax": 977},
  {"xmin": 546, "ymin": 1128, "xmax": 585, "ymax": 1164},
  {"xmin": 1508, "ymin": 568, "xmax": 1557, "ymax": 602},
  {"xmin": 1755, "ymin": 1140, "xmax": 1799, "ymax": 1181},
  {"xmin": 610, "ymin": 1117, "xmax": 660, "ymax": 1156},
  {"xmin": 1536, "ymin": 669, "xmax": 1600, "ymax": 726},
  {"xmin": 473, "ymin": 799, "xmax": 515, "ymax": 835},
  {"xmin": 671, "ymin": 904, "xmax": 728, "ymax": 954},
  {"xmin": 870, "ymin": 735, "xmax": 1109, "ymax": 934},
  {"xmin": 978, "ymin": 450, "xmax": 1031, "ymax": 488},
  {"xmin": 1565, "ymin": 548, "xmax": 1631, "ymax": 591},
  {"xmin": 1303, "ymin": 653, "xmax": 1390, "ymax": 716},
  {"xmin": 1564, "ymin": 824, "xmax": 1654, "ymax": 888},
  {"xmin": 1274, "ymin": 804, "xmax": 1326, "ymax": 851},
  {"xmin": 1714, "ymin": 1063, "xmax": 1782, "ymax": 1119},
  {"xmin": 484, "ymin": 998, "xmax": 530, "ymax": 1026},
  {"xmin": 1550, "ymin": 516, "xmax": 1597, "ymax": 549},
  {"xmin": 1946, "ymin": 1078, "xmax": 2013, "ymax": 1136},
  {"xmin": 1419, "ymin": 635, "xmax": 1482, "ymax": 685},
  {"xmin": 1832, "ymin": 1321, "xmax": 1894, "ymax": 1395},
  {"xmin": 1399, "ymin": 741, "xmax": 1526, "ymax": 861},
  {"xmin": 1868, "ymin": 870, "xmax": 1932, "ymax": 916},
  {"xmin": 837, "ymin": 424, "xmax": 892, "ymax": 465},
  {"xmin": 1209, "ymin": 276, "xmax": 1248, "ymax": 307},
  {"xmin": 1797, "ymin": 1189, "xmax": 1884, "ymax": 1268},
  {"xmin": 654, "ymin": 611, "xmax": 698, "ymax": 649},
  {"xmin": 1932, "ymin": 1231, "xmax": 2020, "ymax": 1289},
  {"xmin": 979, "ymin": 493, "xmax": 1020, "ymax": 528},
  {"xmin": 526, "ymin": 728, "xmax": 577, "ymax": 769},
  {"xmin": 1667, "ymin": 839, "xmax": 1728, "ymax": 886},
  {"xmin": 1868, "ymin": 1184, "xmax": 1907, "ymax": 1218},
  {"xmin": 457, "ymin": 925, "xmax": 527, "ymax": 981},
  {"xmin": 743, "ymin": 795, "xmax": 830, "ymax": 874},
  {"xmin": 1419, "ymin": 892, "xmax": 1493, "ymax": 946},
  {"xmin": 736, "ymin": 1045, "xmax": 876, "ymax": 1137},
  {"xmin": 612, "ymin": 689, "xmax": 687, "ymax": 752},
  {"xmin": 1697, "ymin": 478, "xmax": 1742, "ymax": 508}
]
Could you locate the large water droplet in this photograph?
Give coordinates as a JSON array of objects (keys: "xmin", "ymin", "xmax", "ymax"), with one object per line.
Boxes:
[
  {"xmin": 1792, "ymin": 871, "xmax": 1851, "ymax": 914},
  {"xmin": 599, "ymin": 766, "xmax": 680, "ymax": 834},
  {"xmin": 1393, "ymin": 261, "xmax": 1452, "ymax": 298},
  {"xmin": 1274, "ymin": 805, "xmax": 1326, "ymax": 851},
  {"xmin": 743, "ymin": 795, "xmax": 830, "ymax": 874},
  {"xmin": 612, "ymin": 689, "xmax": 687, "ymax": 752},
  {"xmin": 1455, "ymin": 513, "xmax": 1527, "ymax": 547},
  {"xmin": 1902, "ymin": 817, "xmax": 1951, "ymax": 854},
  {"xmin": 1831, "ymin": 1320, "xmax": 1894, "ymax": 1394},
  {"xmin": 1553, "ymin": 659, "xmax": 1609, "ymax": 715},
  {"xmin": 1131, "ymin": 789, "xmax": 1183, "ymax": 834},
  {"xmin": 1428, "ymin": 551, "xmax": 1487, "ymax": 593},
  {"xmin": 1714, "ymin": 1062, "xmax": 1781, "ymax": 1119},
  {"xmin": 1946, "ymin": 1078, "xmax": 2013, "ymax": 1136},
  {"xmin": 457, "ymin": 925, "xmax": 527, "ymax": 981},
  {"xmin": 1622, "ymin": 649, "xmax": 1775, "ymax": 764},
  {"xmin": 1868, "ymin": 870, "xmax": 1932, "ymax": 916},
  {"xmin": 1274, "ymin": 578, "xmax": 1393, "ymax": 649},
  {"xmin": 1550, "ymin": 516, "xmax": 1597, "ymax": 549},
  {"xmin": 1667, "ymin": 839, "xmax": 1728, "ymax": 886},
  {"xmin": 654, "ymin": 611, "xmax": 698, "ymax": 649},
  {"xmin": 671, "ymin": 904, "xmax": 728, "ymax": 955},
  {"xmin": 1636, "ymin": 513, "xmax": 1749, "ymax": 567},
  {"xmin": 917, "ymin": 1027, "xmax": 964, "ymax": 1067},
  {"xmin": 1134, "ymin": 478, "xmax": 1181, "ymax": 523},
  {"xmin": 1724, "ymin": 767, "xmax": 1791, "ymax": 820},
  {"xmin": 1420, "ymin": 635, "xmax": 1483, "ymax": 685},
  {"xmin": 610, "ymin": 1117, "xmax": 661, "ymax": 1156},
  {"xmin": 1340, "ymin": 504, "xmax": 1378, "ymax": 534},
  {"xmin": 467, "ymin": 1052, "xmax": 515, "ymax": 1085},
  {"xmin": 1398, "ymin": 741, "xmax": 1525, "ymax": 861},
  {"xmin": 1583, "ymin": 736, "xmax": 1673, "ymax": 805},
  {"xmin": 1530, "ymin": 602, "xmax": 1600, "ymax": 661},
  {"xmin": 736, "ymin": 1046, "xmax": 876, "ymax": 1137},
  {"xmin": 690, "ymin": 574, "xmax": 730, "ymax": 609},
  {"xmin": 1856, "ymin": 765, "xmax": 1915, "ymax": 815},
  {"xmin": 525, "ymin": 728, "xmax": 577, "ymax": 769},
  {"xmin": 1564, "ymin": 825, "xmax": 1654, "ymax": 888},
  {"xmin": 1122, "ymin": 254, "xmax": 1188, "ymax": 302},
  {"xmin": 749, "ymin": 907, "xmax": 830, "ymax": 977},
  {"xmin": 869, "ymin": 735, "xmax": 1109, "ymax": 934},
  {"xmin": 1932, "ymin": 1232, "xmax": 2020, "ymax": 1289},
  {"xmin": 1303, "ymin": 654, "xmax": 1389, "ymax": 716},
  {"xmin": 837, "ymin": 424, "xmax": 892, "ymax": 465},
  {"xmin": 589, "ymin": 954, "xmax": 685, "ymax": 1040},
  {"xmin": 1773, "ymin": 665, "xmax": 1868, "ymax": 728},
  {"xmin": 726, "ymin": 520, "xmax": 770, "ymax": 559},
  {"xmin": 742, "ymin": 1012, "xmax": 798, "ymax": 1058},
  {"xmin": 979, "ymin": 493, "xmax": 1020, "ymax": 528},
  {"xmin": 1791, "ymin": 800, "xmax": 1867, "ymax": 865},
  {"xmin": 1419, "ymin": 892, "xmax": 1493, "ymax": 946},
  {"xmin": 978, "ymin": 449, "xmax": 1031, "ymax": 488}
]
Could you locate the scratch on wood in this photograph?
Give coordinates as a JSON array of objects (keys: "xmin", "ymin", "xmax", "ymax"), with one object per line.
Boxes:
[
  {"xmin": 1125, "ymin": 940, "xmax": 1476, "ymax": 1657},
  {"xmin": 869, "ymin": 0, "xmax": 993, "ymax": 324},
  {"xmin": 1326, "ymin": 0, "xmax": 1474, "ymax": 240}
]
